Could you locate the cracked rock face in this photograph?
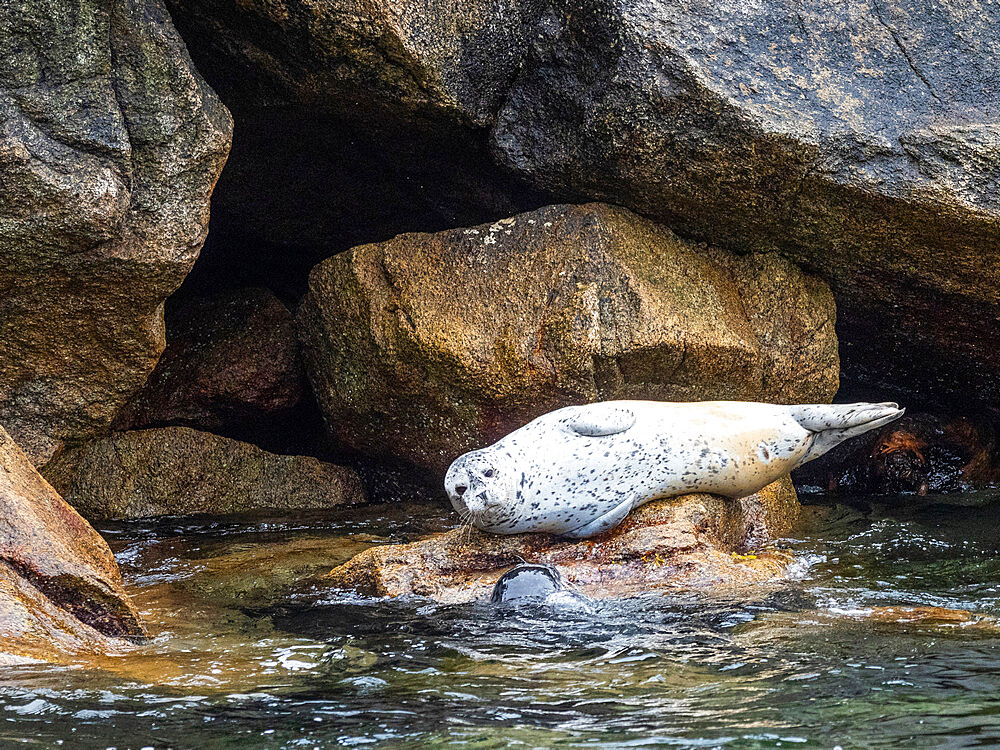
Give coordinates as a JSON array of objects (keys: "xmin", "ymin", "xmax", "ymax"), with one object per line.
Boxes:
[
  {"xmin": 0, "ymin": 425, "xmax": 145, "ymax": 663},
  {"xmin": 490, "ymin": 0, "xmax": 1000, "ymax": 408},
  {"xmin": 298, "ymin": 203, "xmax": 838, "ymax": 474},
  {"xmin": 0, "ymin": 0, "xmax": 232, "ymax": 467},
  {"xmin": 326, "ymin": 477, "xmax": 800, "ymax": 603}
]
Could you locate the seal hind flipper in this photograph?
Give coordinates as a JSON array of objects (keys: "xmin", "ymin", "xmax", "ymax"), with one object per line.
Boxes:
[
  {"xmin": 791, "ymin": 402, "xmax": 905, "ymax": 462},
  {"xmin": 564, "ymin": 405, "xmax": 637, "ymax": 437}
]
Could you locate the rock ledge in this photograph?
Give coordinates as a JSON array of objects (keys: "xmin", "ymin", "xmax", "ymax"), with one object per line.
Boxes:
[{"xmin": 327, "ymin": 477, "xmax": 799, "ymax": 603}]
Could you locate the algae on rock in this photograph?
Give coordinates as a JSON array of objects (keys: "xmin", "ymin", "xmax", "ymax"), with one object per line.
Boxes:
[
  {"xmin": 327, "ymin": 476, "xmax": 800, "ymax": 603},
  {"xmin": 44, "ymin": 427, "xmax": 365, "ymax": 520}
]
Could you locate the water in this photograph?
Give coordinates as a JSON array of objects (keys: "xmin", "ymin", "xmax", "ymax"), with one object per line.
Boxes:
[{"xmin": 4, "ymin": 496, "xmax": 1000, "ymax": 748}]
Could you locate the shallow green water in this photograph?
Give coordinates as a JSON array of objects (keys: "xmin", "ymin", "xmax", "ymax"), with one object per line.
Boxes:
[{"xmin": 5, "ymin": 496, "xmax": 1000, "ymax": 748}]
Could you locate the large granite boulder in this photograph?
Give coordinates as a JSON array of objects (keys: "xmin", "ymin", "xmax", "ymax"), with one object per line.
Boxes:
[
  {"xmin": 168, "ymin": 0, "xmax": 1000, "ymax": 410},
  {"xmin": 114, "ymin": 288, "xmax": 304, "ymax": 436},
  {"xmin": 299, "ymin": 203, "xmax": 838, "ymax": 473},
  {"xmin": 0, "ymin": 425, "xmax": 145, "ymax": 663},
  {"xmin": 490, "ymin": 0, "xmax": 1000, "ymax": 409},
  {"xmin": 0, "ymin": 0, "xmax": 232, "ymax": 466},
  {"xmin": 327, "ymin": 477, "xmax": 799, "ymax": 603},
  {"xmin": 44, "ymin": 427, "xmax": 365, "ymax": 520}
]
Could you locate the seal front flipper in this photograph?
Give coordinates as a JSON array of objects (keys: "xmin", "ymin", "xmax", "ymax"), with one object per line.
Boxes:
[
  {"xmin": 563, "ymin": 404, "xmax": 637, "ymax": 437},
  {"xmin": 561, "ymin": 496, "xmax": 635, "ymax": 539},
  {"xmin": 792, "ymin": 402, "xmax": 905, "ymax": 462}
]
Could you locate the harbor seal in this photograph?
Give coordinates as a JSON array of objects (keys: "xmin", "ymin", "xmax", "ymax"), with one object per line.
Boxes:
[
  {"xmin": 491, "ymin": 564, "xmax": 564, "ymax": 603},
  {"xmin": 489, "ymin": 564, "xmax": 590, "ymax": 608},
  {"xmin": 445, "ymin": 400, "xmax": 904, "ymax": 538}
]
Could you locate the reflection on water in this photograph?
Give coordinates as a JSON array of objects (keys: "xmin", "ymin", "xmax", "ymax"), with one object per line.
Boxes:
[{"xmin": 5, "ymin": 497, "xmax": 1000, "ymax": 747}]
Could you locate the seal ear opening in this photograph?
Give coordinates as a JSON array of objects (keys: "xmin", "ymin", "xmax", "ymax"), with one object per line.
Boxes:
[{"xmin": 565, "ymin": 405, "xmax": 637, "ymax": 437}]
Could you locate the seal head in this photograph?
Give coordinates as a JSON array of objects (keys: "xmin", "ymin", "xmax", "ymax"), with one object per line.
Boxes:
[
  {"xmin": 490, "ymin": 564, "xmax": 564, "ymax": 603},
  {"xmin": 444, "ymin": 449, "xmax": 515, "ymax": 531}
]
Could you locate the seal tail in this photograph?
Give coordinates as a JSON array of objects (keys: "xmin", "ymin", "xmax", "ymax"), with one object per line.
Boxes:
[{"xmin": 790, "ymin": 402, "xmax": 905, "ymax": 462}]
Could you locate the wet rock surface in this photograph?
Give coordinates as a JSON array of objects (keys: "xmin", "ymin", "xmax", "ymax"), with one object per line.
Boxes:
[
  {"xmin": 114, "ymin": 288, "xmax": 305, "ymax": 439},
  {"xmin": 0, "ymin": 425, "xmax": 145, "ymax": 663},
  {"xmin": 0, "ymin": 0, "xmax": 232, "ymax": 466},
  {"xmin": 299, "ymin": 202, "xmax": 838, "ymax": 473},
  {"xmin": 44, "ymin": 427, "xmax": 365, "ymax": 520},
  {"xmin": 326, "ymin": 477, "xmax": 799, "ymax": 603},
  {"xmin": 794, "ymin": 412, "xmax": 1000, "ymax": 496}
]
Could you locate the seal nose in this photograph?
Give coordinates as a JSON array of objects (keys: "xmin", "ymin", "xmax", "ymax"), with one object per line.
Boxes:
[{"xmin": 455, "ymin": 484, "xmax": 468, "ymax": 496}]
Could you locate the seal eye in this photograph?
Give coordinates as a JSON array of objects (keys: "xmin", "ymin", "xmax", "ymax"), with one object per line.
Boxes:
[
  {"xmin": 484, "ymin": 469, "xmax": 494, "ymax": 478},
  {"xmin": 455, "ymin": 485, "xmax": 468, "ymax": 496}
]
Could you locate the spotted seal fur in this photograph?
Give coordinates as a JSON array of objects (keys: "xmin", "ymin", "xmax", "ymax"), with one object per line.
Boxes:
[{"xmin": 445, "ymin": 400, "xmax": 904, "ymax": 538}]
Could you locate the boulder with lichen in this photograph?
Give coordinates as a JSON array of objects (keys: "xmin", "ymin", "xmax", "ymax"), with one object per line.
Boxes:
[
  {"xmin": 0, "ymin": 0, "xmax": 232, "ymax": 467},
  {"xmin": 44, "ymin": 427, "xmax": 365, "ymax": 520},
  {"xmin": 299, "ymin": 202, "xmax": 838, "ymax": 474}
]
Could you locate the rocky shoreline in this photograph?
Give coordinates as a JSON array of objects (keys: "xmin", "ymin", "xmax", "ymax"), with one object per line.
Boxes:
[{"xmin": 2, "ymin": 0, "xmax": 997, "ymax": 664}]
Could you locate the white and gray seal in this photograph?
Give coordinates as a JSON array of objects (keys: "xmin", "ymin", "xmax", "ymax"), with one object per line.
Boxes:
[{"xmin": 445, "ymin": 400, "xmax": 904, "ymax": 539}]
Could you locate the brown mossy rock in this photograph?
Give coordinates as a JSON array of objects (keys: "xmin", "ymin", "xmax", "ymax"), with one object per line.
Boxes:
[
  {"xmin": 0, "ymin": 0, "xmax": 232, "ymax": 467},
  {"xmin": 738, "ymin": 606, "xmax": 1000, "ymax": 640},
  {"xmin": 299, "ymin": 202, "xmax": 838, "ymax": 474},
  {"xmin": 114, "ymin": 288, "xmax": 304, "ymax": 434},
  {"xmin": 326, "ymin": 477, "xmax": 799, "ymax": 603},
  {"xmin": 0, "ymin": 425, "xmax": 145, "ymax": 663},
  {"xmin": 44, "ymin": 427, "xmax": 365, "ymax": 520}
]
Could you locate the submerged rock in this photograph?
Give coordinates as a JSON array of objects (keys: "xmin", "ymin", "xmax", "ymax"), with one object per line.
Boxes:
[
  {"xmin": 114, "ymin": 288, "xmax": 304, "ymax": 437},
  {"xmin": 326, "ymin": 477, "xmax": 799, "ymax": 603},
  {"xmin": 794, "ymin": 413, "xmax": 1000, "ymax": 495},
  {"xmin": 0, "ymin": 425, "xmax": 145, "ymax": 663},
  {"xmin": 44, "ymin": 427, "xmax": 364, "ymax": 520},
  {"xmin": 738, "ymin": 606, "xmax": 1000, "ymax": 639},
  {"xmin": 299, "ymin": 202, "xmax": 838, "ymax": 474},
  {"xmin": 0, "ymin": 0, "xmax": 232, "ymax": 467}
]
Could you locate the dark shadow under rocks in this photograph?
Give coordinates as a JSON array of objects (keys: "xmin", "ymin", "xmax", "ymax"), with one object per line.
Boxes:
[
  {"xmin": 793, "ymin": 411, "xmax": 1000, "ymax": 498},
  {"xmin": 177, "ymin": 106, "xmax": 551, "ymax": 299}
]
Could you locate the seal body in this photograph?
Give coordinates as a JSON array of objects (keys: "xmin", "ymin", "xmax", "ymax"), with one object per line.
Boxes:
[{"xmin": 445, "ymin": 400, "xmax": 903, "ymax": 538}]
